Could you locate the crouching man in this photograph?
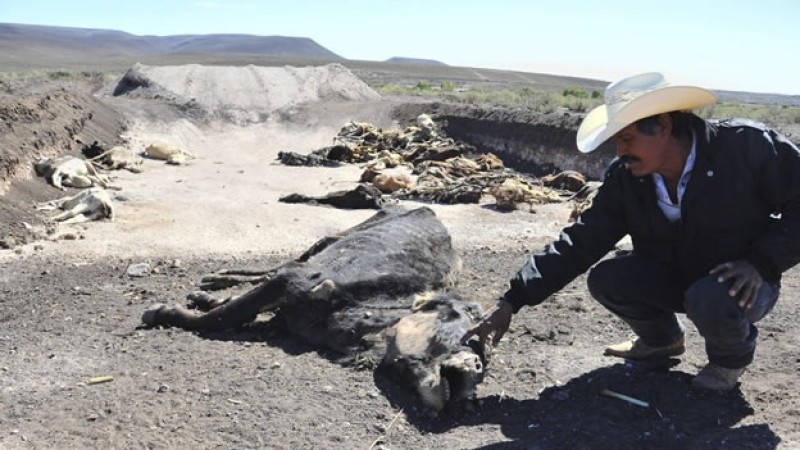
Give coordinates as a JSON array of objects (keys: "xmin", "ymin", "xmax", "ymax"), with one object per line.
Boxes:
[{"xmin": 463, "ymin": 72, "xmax": 800, "ymax": 391}]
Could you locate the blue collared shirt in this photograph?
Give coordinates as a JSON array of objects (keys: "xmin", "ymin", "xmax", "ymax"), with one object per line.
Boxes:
[{"xmin": 652, "ymin": 131, "xmax": 697, "ymax": 223}]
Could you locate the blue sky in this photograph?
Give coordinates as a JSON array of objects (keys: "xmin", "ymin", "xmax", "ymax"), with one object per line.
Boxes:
[{"xmin": 2, "ymin": 0, "xmax": 798, "ymax": 95}]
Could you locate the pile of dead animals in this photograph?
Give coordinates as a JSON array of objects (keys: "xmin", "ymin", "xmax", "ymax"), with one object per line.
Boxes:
[
  {"xmin": 32, "ymin": 140, "xmax": 192, "ymax": 224},
  {"xmin": 277, "ymin": 113, "xmax": 596, "ymax": 213}
]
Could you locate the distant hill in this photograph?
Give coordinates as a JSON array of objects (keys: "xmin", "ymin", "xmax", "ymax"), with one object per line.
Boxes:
[
  {"xmin": 715, "ymin": 89, "xmax": 800, "ymax": 108},
  {"xmin": 384, "ymin": 57, "xmax": 447, "ymax": 66},
  {"xmin": 0, "ymin": 23, "xmax": 342, "ymax": 67},
  {"xmin": 162, "ymin": 34, "xmax": 341, "ymax": 58},
  {"xmin": 1, "ymin": 22, "xmax": 797, "ymax": 107}
]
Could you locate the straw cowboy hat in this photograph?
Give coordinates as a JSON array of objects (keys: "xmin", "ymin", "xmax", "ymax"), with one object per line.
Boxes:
[{"xmin": 576, "ymin": 72, "xmax": 717, "ymax": 153}]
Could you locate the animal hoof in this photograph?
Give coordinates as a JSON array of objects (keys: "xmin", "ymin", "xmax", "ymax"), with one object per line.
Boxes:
[
  {"xmin": 186, "ymin": 291, "xmax": 218, "ymax": 310},
  {"xmin": 141, "ymin": 303, "xmax": 168, "ymax": 326}
]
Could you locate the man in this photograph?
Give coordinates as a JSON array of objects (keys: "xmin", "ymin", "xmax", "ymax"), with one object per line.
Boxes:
[{"xmin": 463, "ymin": 72, "xmax": 800, "ymax": 391}]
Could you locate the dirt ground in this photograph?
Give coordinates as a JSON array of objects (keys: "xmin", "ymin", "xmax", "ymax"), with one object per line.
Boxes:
[{"xmin": 1, "ymin": 67, "xmax": 799, "ymax": 450}]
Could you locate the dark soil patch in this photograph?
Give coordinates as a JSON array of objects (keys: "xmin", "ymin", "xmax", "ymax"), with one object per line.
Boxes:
[{"xmin": 1, "ymin": 249, "xmax": 798, "ymax": 449}]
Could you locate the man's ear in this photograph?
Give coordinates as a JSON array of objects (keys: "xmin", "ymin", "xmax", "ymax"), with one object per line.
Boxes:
[{"xmin": 657, "ymin": 113, "xmax": 672, "ymax": 138}]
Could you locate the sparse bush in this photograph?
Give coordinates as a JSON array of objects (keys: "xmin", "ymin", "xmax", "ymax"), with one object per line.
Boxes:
[
  {"xmin": 440, "ymin": 81, "xmax": 456, "ymax": 92},
  {"xmin": 704, "ymin": 103, "xmax": 800, "ymax": 129},
  {"xmin": 569, "ymin": 100, "xmax": 589, "ymax": 113},
  {"xmin": 372, "ymin": 82, "xmax": 796, "ymax": 128},
  {"xmin": 48, "ymin": 71, "xmax": 72, "ymax": 80},
  {"xmin": 374, "ymin": 82, "xmax": 606, "ymax": 113},
  {"xmin": 563, "ymin": 87, "xmax": 589, "ymax": 98},
  {"xmin": 0, "ymin": 69, "xmax": 121, "ymax": 86}
]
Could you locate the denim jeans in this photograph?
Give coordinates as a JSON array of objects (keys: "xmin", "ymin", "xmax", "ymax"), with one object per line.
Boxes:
[{"xmin": 587, "ymin": 254, "xmax": 779, "ymax": 368}]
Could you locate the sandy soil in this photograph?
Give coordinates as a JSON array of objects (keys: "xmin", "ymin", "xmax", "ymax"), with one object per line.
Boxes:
[
  {"xmin": 1, "ymin": 65, "xmax": 798, "ymax": 450},
  {"xmin": 2, "ymin": 103, "xmax": 564, "ymax": 264}
]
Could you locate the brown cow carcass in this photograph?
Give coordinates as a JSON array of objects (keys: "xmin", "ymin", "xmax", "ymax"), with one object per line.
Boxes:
[{"xmin": 141, "ymin": 207, "xmax": 487, "ymax": 411}]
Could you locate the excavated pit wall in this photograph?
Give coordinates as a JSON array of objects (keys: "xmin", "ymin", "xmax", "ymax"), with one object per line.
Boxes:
[
  {"xmin": 393, "ymin": 102, "xmax": 617, "ymax": 180},
  {"xmin": 0, "ymin": 86, "xmax": 126, "ymax": 192}
]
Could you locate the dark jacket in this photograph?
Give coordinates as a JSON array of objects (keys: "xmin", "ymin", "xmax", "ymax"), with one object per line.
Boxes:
[{"xmin": 504, "ymin": 117, "xmax": 800, "ymax": 313}]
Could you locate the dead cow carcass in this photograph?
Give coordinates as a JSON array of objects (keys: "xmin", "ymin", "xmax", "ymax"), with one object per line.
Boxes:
[
  {"xmin": 141, "ymin": 207, "xmax": 487, "ymax": 410},
  {"xmin": 34, "ymin": 156, "xmax": 116, "ymax": 190},
  {"xmin": 144, "ymin": 142, "xmax": 194, "ymax": 165},
  {"xmin": 89, "ymin": 145, "xmax": 143, "ymax": 173},
  {"xmin": 36, "ymin": 187, "xmax": 114, "ymax": 224}
]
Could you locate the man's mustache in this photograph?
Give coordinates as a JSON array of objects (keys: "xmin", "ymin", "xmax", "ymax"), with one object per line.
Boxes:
[{"xmin": 619, "ymin": 155, "xmax": 641, "ymax": 164}]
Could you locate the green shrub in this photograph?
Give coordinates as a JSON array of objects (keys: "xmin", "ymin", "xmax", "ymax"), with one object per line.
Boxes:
[
  {"xmin": 48, "ymin": 71, "xmax": 73, "ymax": 80},
  {"xmin": 373, "ymin": 82, "xmax": 606, "ymax": 113},
  {"xmin": 562, "ymin": 87, "xmax": 589, "ymax": 98},
  {"xmin": 414, "ymin": 81, "xmax": 432, "ymax": 91},
  {"xmin": 704, "ymin": 103, "xmax": 800, "ymax": 129},
  {"xmin": 371, "ymin": 82, "xmax": 790, "ymax": 127},
  {"xmin": 440, "ymin": 81, "xmax": 456, "ymax": 92}
]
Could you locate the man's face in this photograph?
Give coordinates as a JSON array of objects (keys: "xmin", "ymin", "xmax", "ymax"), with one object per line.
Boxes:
[{"xmin": 611, "ymin": 121, "xmax": 670, "ymax": 177}]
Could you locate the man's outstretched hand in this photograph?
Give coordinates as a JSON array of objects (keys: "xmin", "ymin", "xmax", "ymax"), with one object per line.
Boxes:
[{"xmin": 461, "ymin": 299, "xmax": 514, "ymax": 346}]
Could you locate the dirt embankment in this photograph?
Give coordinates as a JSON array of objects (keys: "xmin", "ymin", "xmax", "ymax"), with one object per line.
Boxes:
[
  {"xmin": 0, "ymin": 83, "xmax": 126, "ymax": 248},
  {"xmin": 392, "ymin": 102, "xmax": 617, "ymax": 180},
  {"xmin": 0, "ymin": 87, "xmax": 126, "ymax": 191}
]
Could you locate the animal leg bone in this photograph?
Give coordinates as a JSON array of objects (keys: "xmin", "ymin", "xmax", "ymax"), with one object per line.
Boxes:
[
  {"xmin": 51, "ymin": 201, "xmax": 91, "ymax": 222},
  {"xmin": 199, "ymin": 268, "xmax": 274, "ymax": 291},
  {"xmin": 186, "ymin": 291, "xmax": 230, "ymax": 311},
  {"xmin": 142, "ymin": 275, "xmax": 290, "ymax": 331}
]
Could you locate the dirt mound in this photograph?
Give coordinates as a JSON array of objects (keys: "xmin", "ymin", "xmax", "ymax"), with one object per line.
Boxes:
[{"xmin": 112, "ymin": 62, "xmax": 380, "ymax": 124}]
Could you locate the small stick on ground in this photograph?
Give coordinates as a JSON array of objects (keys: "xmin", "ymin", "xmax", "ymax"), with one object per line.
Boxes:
[
  {"xmin": 600, "ymin": 388, "xmax": 650, "ymax": 408},
  {"xmin": 368, "ymin": 408, "xmax": 404, "ymax": 450},
  {"xmin": 84, "ymin": 375, "xmax": 114, "ymax": 385}
]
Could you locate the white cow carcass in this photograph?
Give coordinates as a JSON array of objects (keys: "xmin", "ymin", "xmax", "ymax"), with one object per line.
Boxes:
[
  {"xmin": 144, "ymin": 142, "xmax": 194, "ymax": 165},
  {"xmin": 89, "ymin": 145, "xmax": 143, "ymax": 173},
  {"xmin": 34, "ymin": 156, "xmax": 117, "ymax": 190},
  {"xmin": 36, "ymin": 188, "xmax": 114, "ymax": 224}
]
